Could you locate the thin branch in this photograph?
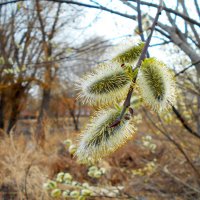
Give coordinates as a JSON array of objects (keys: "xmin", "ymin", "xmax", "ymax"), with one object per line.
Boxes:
[
  {"xmin": 136, "ymin": 0, "xmax": 150, "ymax": 58},
  {"xmin": 49, "ymin": 3, "xmax": 61, "ymax": 40},
  {"xmin": 172, "ymin": 105, "xmax": 200, "ymax": 139},
  {"xmin": 136, "ymin": 0, "xmax": 145, "ymax": 42},
  {"xmin": 163, "ymin": 166, "xmax": 200, "ymax": 195},
  {"xmin": 0, "ymin": 0, "xmax": 27, "ymax": 6},
  {"xmin": 110, "ymin": 0, "xmax": 163, "ymax": 127},
  {"xmin": 194, "ymin": 0, "xmax": 200, "ymax": 19},
  {"xmin": 173, "ymin": 0, "xmax": 179, "ymax": 24},
  {"xmin": 1, "ymin": 0, "xmax": 137, "ymax": 21},
  {"xmin": 150, "ymin": 40, "xmax": 171, "ymax": 47},
  {"xmin": 51, "ymin": 0, "xmax": 136, "ymax": 19},
  {"xmin": 175, "ymin": 60, "xmax": 200, "ymax": 77},
  {"xmin": 157, "ymin": 114, "xmax": 200, "ymax": 178},
  {"xmin": 2, "ymin": 0, "xmax": 200, "ymax": 28},
  {"xmin": 127, "ymin": 0, "xmax": 200, "ymax": 27},
  {"xmin": 181, "ymin": 0, "xmax": 200, "ymax": 46},
  {"xmin": 155, "ymin": 27, "xmax": 171, "ymax": 40},
  {"xmin": 163, "ymin": 1, "xmax": 177, "ymax": 27},
  {"xmin": 143, "ymin": 108, "xmax": 200, "ymax": 178}
]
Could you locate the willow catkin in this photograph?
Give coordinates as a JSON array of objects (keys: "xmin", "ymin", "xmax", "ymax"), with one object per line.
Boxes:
[
  {"xmin": 76, "ymin": 107, "xmax": 135, "ymax": 163},
  {"xmin": 112, "ymin": 42, "xmax": 144, "ymax": 64},
  {"xmin": 137, "ymin": 58, "xmax": 176, "ymax": 112},
  {"xmin": 76, "ymin": 62, "xmax": 132, "ymax": 106}
]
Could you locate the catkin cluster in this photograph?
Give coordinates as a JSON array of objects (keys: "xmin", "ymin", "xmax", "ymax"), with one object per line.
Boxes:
[{"xmin": 76, "ymin": 41, "xmax": 176, "ymax": 163}]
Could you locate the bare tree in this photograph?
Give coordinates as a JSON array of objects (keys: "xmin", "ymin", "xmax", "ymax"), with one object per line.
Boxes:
[{"xmin": 0, "ymin": 2, "xmax": 43, "ymax": 133}]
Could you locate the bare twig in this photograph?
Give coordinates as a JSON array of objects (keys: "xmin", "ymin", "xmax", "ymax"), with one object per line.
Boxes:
[
  {"xmin": 157, "ymin": 115, "xmax": 200, "ymax": 177},
  {"xmin": 50, "ymin": 0, "xmax": 137, "ymax": 20},
  {"xmin": 175, "ymin": 60, "xmax": 200, "ymax": 77},
  {"xmin": 136, "ymin": 0, "xmax": 150, "ymax": 57},
  {"xmin": 1, "ymin": 0, "xmax": 200, "ymax": 27},
  {"xmin": 143, "ymin": 108, "xmax": 200, "ymax": 178},
  {"xmin": 136, "ymin": 0, "xmax": 145, "ymax": 42},
  {"xmin": 194, "ymin": 0, "xmax": 200, "ymax": 19},
  {"xmin": 126, "ymin": 0, "xmax": 200, "ymax": 27},
  {"xmin": 163, "ymin": 166, "xmax": 200, "ymax": 194},
  {"xmin": 171, "ymin": 105, "xmax": 200, "ymax": 139},
  {"xmin": 150, "ymin": 40, "xmax": 171, "ymax": 47},
  {"xmin": 24, "ymin": 164, "xmax": 33, "ymax": 200}
]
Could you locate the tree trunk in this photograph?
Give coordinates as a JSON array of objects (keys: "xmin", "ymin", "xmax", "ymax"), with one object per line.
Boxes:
[
  {"xmin": 0, "ymin": 93, "xmax": 5, "ymax": 130},
  {"xmin": 69, "ymin": 110, "xmax": 80, "ymax": 131},
  {"xmin": 6, "ymin": 85, "xmax": 25, "ymax": 134},
  {"xmin": 196, "ymin": 67, "xmax": 200, "ymax": 135},
  {"xmin": 35, "ymin": 88, "xmax": 51, "ymax": 145}
]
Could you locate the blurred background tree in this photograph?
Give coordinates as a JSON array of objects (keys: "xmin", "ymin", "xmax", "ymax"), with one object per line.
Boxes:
[{"xmin": 0, "ymin": 1, "xmax": 110, "ymax": 138}]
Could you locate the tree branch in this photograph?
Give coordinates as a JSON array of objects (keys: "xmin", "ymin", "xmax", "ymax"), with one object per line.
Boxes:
[
  {"xmin": 0, "ymin": 0, "xmax": 136, "ymax": 21},
  {"xmin": 127, "ymin": 0, "xmax": 200, "ymax": 27},
  {"xmin": 136, "ymin": 0, "xmax": 150, "ymax": 57},
  {"xmin": 110, "ymin": 0, "xmax": 163, "ymax": 127},
  {"xmin": 172, "ymin": 105, "xmax": 200, "ymax": 138},
  {"xmin": 0, "ymin": 0, "xmax": 26, "ymax": 6},
  {"xmin": 2, "ymin": 0, "xmax": 199, "ymax": 28},
  {"xmin": 194, "ymin": 0, "xmax": 200, "ymax": 19},
  {"xmin": 175, "ymin": 60, "xmax": 200, "ymax": 77},
  {"xmin": 143, "ymin": 108, "xmax": 200, "ymax": 178},
  {"xmin": 136, "ymin": 0, "xmax": 145, "ymax": 41}
]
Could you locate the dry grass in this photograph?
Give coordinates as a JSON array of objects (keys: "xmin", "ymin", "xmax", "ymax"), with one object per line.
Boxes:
[
  {"xmin": 0, "ymin": 117, "xmax": 199, "ymax": 200},
  {"xmin": 0, "ymin": 133, "xmax": 49, "ymax": 199}
]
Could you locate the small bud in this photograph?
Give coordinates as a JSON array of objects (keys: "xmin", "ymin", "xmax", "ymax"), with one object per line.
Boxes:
[
  {"xmin": 124, "ymin": 113, "xmax": 131, "ymax": 120},
  {"xmin": 56, "ymin": 177, "xmax": 63, "ymax": 183},
  {"xmin": 51, "ymin": 189, "xmax": 61, "ymax": 198},
  {"xmin": 56, "ymin": 172, "xmax": 65, "ymax": 182},
  {"xmin": 45, "ymin": 180, "xmax": 57, "ymax": 189},
  {"xmin": 81, "ymin": 189, "xmax": 92, "ymax": 196},
  {"xmin": 145, "ymin": 135, "xmax": 152, "ymax": 141},
  {"xmin": 63, "ymin": 173, "xmax": 72, "ymax": 182},
  {"xmin": 69, "ymin": 144, "xmax": 77, "ymax": 155},
  {"xmin": 129, "ymin": 107, "xmax": 134, "ymax": 116},
  {"xmin": 43, "ymin": 183, "xmax": 50, "ymax": 190},
  {"xmin": 100, "ymin": 167, "xmax": 106, "ymax": 174},
  {"xmin": 93, "ymin": 170, "xmax": 102, "ymax": 178},
  {"xmin": 63, "ymin": 139, "xmax": 72, "ymax": 148},
  {"xmin": 71, "ymin": 181, "xmax": 79, "ymax": 186},
  {"xmin": 143, "ymin": 141, "xmax": 150, "ymax": 147},
  {"xmin": 70, "ymin": 190, "xmax": 80, "ymax": 198},
  {"xmin": 89, "ymin": 166, "xmax": 98, "ymax": 172},
  {"xmin": 150, "ymin": 143, "xmax": 157, "ymax": 152},
  {"xmin": 62, "ymin": 190, "xmax": 70, "ymax": 198},
  {"xmin": 87, "ymin": 171, "xmax": 95, "ymax": 178},
  {"xmin": 82, "ymin": 182, "xmax": 89, "ymax": 188},
  {"xmin": 109, "ymin": 119, "xmax": 121, "ymax": 128}
]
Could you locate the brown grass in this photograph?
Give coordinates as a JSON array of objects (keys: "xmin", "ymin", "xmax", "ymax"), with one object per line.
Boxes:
[{"xmin": 0, "ymin": 117, "xmax": 199, "ymax": 200}]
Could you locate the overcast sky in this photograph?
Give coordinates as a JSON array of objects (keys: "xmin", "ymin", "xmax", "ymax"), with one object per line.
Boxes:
[{"xmin": 69, "ymin": 0, "xmax": 197, "ymax": 69}]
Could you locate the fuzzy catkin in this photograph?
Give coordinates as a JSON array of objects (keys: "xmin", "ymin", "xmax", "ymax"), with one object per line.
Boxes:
[
  {"xmin": 112, "ymin": 42, "xmax": 144, "ymax": 64},
  {"xmin": 137, "ymin": 58, "xmax": 176, "ymax": 112},
  {"xmin": 76, "ymin": 107, "xmax": 135, "ymax": 163},
  {"xmin": 76, "ymin": 62, "xmax": 131, "ymax": 106}
]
